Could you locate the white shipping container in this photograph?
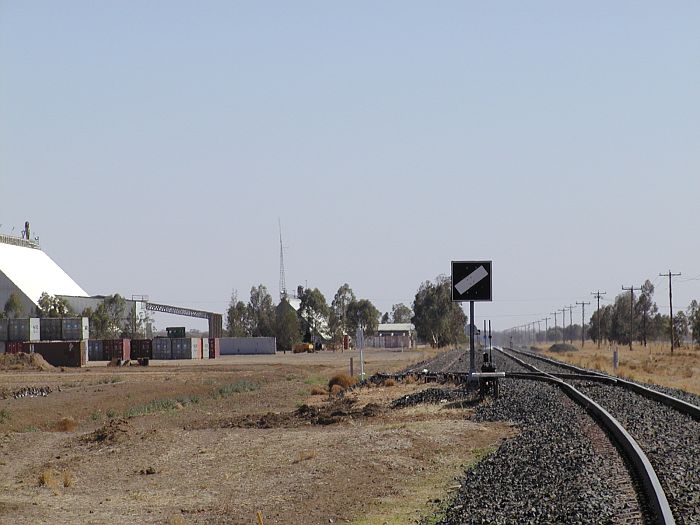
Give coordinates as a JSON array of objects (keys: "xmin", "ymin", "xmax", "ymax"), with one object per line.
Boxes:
[
  {"xmin": 219, "ymin": 337, "xmax": 276, "ymax": 355},
  {"xmin": 202, "ymin": 338, "xmax": 210, "ymax": 359}
]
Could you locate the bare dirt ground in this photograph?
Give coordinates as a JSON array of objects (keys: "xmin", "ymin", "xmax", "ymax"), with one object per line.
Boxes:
[
  {"xmin": 532, "ymin": 342, "xmax": 700, "ymax": 395},
  {"xmin": 0, "ymin": 348, "xmax": 514, "ymax": 525}
]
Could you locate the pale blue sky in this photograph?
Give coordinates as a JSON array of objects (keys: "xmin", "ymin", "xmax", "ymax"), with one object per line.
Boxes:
[{"xmin": 1, "ymin": 2, "xmax": 699, "ymax": 331}]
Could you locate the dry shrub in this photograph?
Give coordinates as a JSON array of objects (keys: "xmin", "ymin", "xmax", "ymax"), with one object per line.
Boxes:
[
  {"xmin": 39, "ymin": 469, "xmax": 58, "ymax": 488},
  {"xmin": 310, "ymin": 386, "xmax": 326, "ymax": 396},
  {"xmin": 383, "ymin": 378, "xmax": 396, "ymax": 387},
  {"xmin": 292, "ymin": 450, "xmax": 316, "ymax": 464},
  {"xmin": 63, "ymin": 471, "xmax": 75, "ymax": 487},
  {"xmin": 55, "ymin": 417, "xmax": 77, "ymax": 432},
  {"xmin": 168, "ymin": 515, "xmax": 187, "ymax": 525},
  {"xmin": 328, "ymin": 374, "xmax": 356, "ymax": 390},
  {"xmin": 330, "ymin": 384, "xmax": 343, "ymax": 396},
  {"xmin": 404, "ymin": 374, "xmax": 417, "ymax": 385}
]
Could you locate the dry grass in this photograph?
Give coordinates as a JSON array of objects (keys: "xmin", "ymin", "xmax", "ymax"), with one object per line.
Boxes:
[
  {"xmin": 533, "ymin": 342, "xmax": 700, "ymax": 395},
  {"xmin": 38, "ymin": 469, "xmax": 58, "ymax": 488},
  {"xmin": 383, "ymin": 378, "xmax": 396, "ymax": 387},
  {"xmin": 55, "ymin": 417, "xmax": 77, "ymax": 432},
  {"xmin": 403, "ymin": 375, "xmax": 417, "ymax": 385},
  {"xmin": 310, "ymin": 386, "xmax": 327, "ymax": 396},
  {"xmin": 63, "ymin": 471, "xmax": 75, "ymax": 487},
  {"xmin": 330, "ymin": 384, "xmax": 344, "ymax": 396},
  {"xmin": 168, "ymin": 515, "xmax": 187, "ymax": 525},
  {"xmin": 291, "ymin": 450, "xmax": 317, "ymax": 464},
  {"xmin": 328, "ymin": 373, "xmax": 356, "ymax": 390}
]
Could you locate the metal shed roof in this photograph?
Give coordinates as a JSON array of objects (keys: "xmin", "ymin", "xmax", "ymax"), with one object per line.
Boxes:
[
  {"xmin": 0, "ymin": 241, "xmax": 88, "ymax": 305},
  {"xmin": 377, "ymin": 323, "xmax": 415, "ymax": 332}
]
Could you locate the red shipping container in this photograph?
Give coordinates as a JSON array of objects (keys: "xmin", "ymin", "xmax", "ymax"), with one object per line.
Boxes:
[
  {"xmin": 208, "ymin": 338, "xmax": 220, "ymax": 359},
  {"xmin": 103, "ymin": 339, "xmax": 131, "ymax": 361},
  {"xmin": 6, "ymin": 341, "xmax": 23, "ymax": 354}
]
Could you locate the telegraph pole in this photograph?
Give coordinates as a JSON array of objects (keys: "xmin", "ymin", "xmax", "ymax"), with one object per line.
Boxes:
[
  {"xmin": 659, "ymin": 270, "xmax": 682, "ymax": 354},
  {"xmin": 543, "ymin": 316, "xmax": 550, "ymax": 344},
  {"xmin": 567, "ymin": 305, "xmax": 575, "ymax": 344},
  {"xmin": 621, "ymin": 285, "xmax": 641, "ymax": 351},
  {"xmin": 551, "ymin": 312, "xmax": 558, "ymax": 342},
  {"xmin": 560, "ymin": 308, "xmax": 567, "ymax": 343},
  {"xmin": 591, "ymin": 291, "xmax": 607, "ymax": 348},
  {"xmin": 576, "ymin": 301, "xmax": 591, "ymax": 348}
]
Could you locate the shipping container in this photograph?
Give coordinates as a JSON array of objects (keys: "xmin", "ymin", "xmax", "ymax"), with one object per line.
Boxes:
[
  {"xmin": 208, "ymin": 338, "xmax": 220, "ymax": 359},
  {"xmin": 40, "ymin": 318, "xmax": 63, "ymax": 341},
  {"xmin": 0, "ymin": 319, "xmax": 8, "ymax": 341},
  {"xmin": 171, "ymin": 338, "xmax": 201, "ymax": 359},
  {"xmin": 5, "ymin": 341, "xmax": 23, "ymax": 354},
  {"xmin": 218, "ymin": 337, "xmax": 276, "ymax": 355},
  {"xmin": 103, "ymin": 339, "xmax": 131, "ymax": 361},
  {"xmin": 61, "ymin": 318, "xmax": 89, "ymax": 341},
  {"xmin": 166, "ymin": 327, "xmax": 186, "ymax": 338},
  {"xmin": 8, "ymin": 318, "xmax": 40, "ymax": 342},
  {"xmin": 201, "ymin": 338, "xmax": 210, "ymax": 359},
  {"xmin": 87, "ymin": 340, "xmax": 105, "ymax": 361},
  {"xmin": 24, "ymin": 341, "xmax": 87, "ymax": 367},
  {"xmin": 0, "ymin": 341, "xmax": 5, "ymax": 354},
  {"xmin": 131, "ymin": 339, "xmax": 153, "ymax": 360},
  {"xmin": 153, "ymin": 337, "xmax": 172, "ymax": 359}
]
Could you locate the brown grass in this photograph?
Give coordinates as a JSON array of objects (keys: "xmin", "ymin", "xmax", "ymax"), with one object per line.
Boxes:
[
  {"xmin": 310, "ymin": 386, "xmax": 327, "ymax": 396},
  {"xmin": 39, "ymin": 469, "xmax": 58, "ymax": 488},
  {"xmin": 404, "ymin": 375, "xmax": 417, "ymax": 385},
  {"xmin": 63, "ymin": 471, "xmax": 75, "ymax": 487},
  {"xmin": 328, "ymin": 374, "xmax": 356, "ymax": 390},
  {"xmin": 533, "ymin": 342, "xmax": 700, "ymax": 395},
  {"xmin": 329, "ymin": 384, "xmax": 344, "ymax": 396},
  {"xmin": 383, "ymin": 378, "xmax": 396, "ymax": 387},
  {"xmin": 55, "ymin": 417, "xmax": 77, "ymax": 432},
  {"xmin": 291, "ymin": 450, "xmax": 316, "ymax": 464}
]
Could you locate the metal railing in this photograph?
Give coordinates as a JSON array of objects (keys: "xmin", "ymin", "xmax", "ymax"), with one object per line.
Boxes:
[{"xmin": 0, "ymin": 234, "xmax": 40, "ymax": 249}]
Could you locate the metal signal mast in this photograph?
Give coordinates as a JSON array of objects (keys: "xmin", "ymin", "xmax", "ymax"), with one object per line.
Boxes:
[{"xmin": 279, "ymin": 219, "xmax": 287, "ymax": 301}]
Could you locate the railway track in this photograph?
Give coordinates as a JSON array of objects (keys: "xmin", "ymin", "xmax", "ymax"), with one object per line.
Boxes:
[{"xmin": 386, "ymin": 346, "xmax": 699, "ymax": 524}]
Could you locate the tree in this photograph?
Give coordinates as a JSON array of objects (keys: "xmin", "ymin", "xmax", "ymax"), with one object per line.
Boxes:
[
  {"xmin": 636, "ymin": 280, "xmax": 657, "ymax": 346},
  {"xmin": 381, "ymin": 312, "xmax": 390, "ymax": 324},
  {"xmin": 411, "ymin": 275, "xmax": 467, "ymax": 347},
  {"xmin": 688, "ymin": 300, "xmax": 700, "ymax": 346},
  {"xmin": 3, "ymin": 293, "xmax": 24, "ymax": 319},
  {"xmin": 673, "ymin": 310, "xmax": 689, "ymax": 348},
  {"xmin": 37, "ymin": 292, "xmax": 73, "ymax": 318},
  {"xmin": 226, "ymin": 290, "xmax": 250, "ymax": 337},
  {"xmin": 247, "ymin": 285, "xmax": 275, "ymax": 337},
  {"xmin": 329, "ymin": 283, "xmax": 356, "ymax": 342},
  {"xmin": 391, "ymin": 303, "xmax": 413, "ymax": 324},
  {"xmin": 276, "ymin": 298, "xmax": 301, "ymax": 352},
  {"xmin": 298, "ymin": 288, "xmax": 330, "ymax": 343},
  {"xmin": 346, "ymin": 299, "xmax": 380, "ymax": 336}
]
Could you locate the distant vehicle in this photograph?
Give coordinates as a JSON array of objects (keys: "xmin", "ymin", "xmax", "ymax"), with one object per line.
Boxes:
[{"xmin": 293, "ymin": 343, "xmax": 314, "ymax": 354}]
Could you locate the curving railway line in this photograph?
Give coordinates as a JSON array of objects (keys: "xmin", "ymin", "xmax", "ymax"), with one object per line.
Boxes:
[{"xmin": 388, "ymin": 346, "xmax": 700, "ymax": 524}]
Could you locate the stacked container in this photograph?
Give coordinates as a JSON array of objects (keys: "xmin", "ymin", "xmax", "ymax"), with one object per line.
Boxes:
[
  {"xmin": 25, "ymin": 341, "xmax": 87, "ymax": 367},
  {"xmin": 62, "ymin": 318, "xmax": 89, "ymax": 340},
  {"xmin": 208, "ymin": 338, "xmax": 220, "ymax": 359},
  {"xmin": 153, "ymin": 338, "xmax": 172, "ymax": 359},
  {"xmin": 103, "ymin": 339, "xmax": 131, "ymax": 361},
  {"xmin": 131, "ymin": 339, "xmax": 153, "ymax": 360},
  {"xmin": 8, "ymin": 318, "xmax": 40, "ymax": 342},
  {"xmin": 88, "ymin": 340, "xmax": 105, "ymax": 361},
  {"xmin": 40, "ymin": 318, "xmax": 63, "ymax": 341},
  {"xmin": 171, "ymin": 338, "xmax": 201, "ymax": 359}
]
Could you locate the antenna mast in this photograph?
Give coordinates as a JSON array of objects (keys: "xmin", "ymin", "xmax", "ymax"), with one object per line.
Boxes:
[{"xmin": 279, "ymin": 219, "xmax": 287, "ymax": 301}]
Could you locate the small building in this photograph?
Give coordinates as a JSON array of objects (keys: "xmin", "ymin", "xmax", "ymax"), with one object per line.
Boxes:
[{"xmin": 367, "ymin": 323, "xmax": 415, "ymax": 349}]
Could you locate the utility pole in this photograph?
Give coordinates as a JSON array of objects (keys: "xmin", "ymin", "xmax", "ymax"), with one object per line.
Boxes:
[
  {"xmin": 591, "ymin": 291, "xmax": 607, "ymax": 348},
  {"xmin": 551, "ymin": 312, "xmax": 558, "ymax": 342},
  {"xmin": 621, "ymin": 285, "xmax": 642, "ymax": 351},
  {"xmin": 659, "ymin": 270, "xmax": 681, "ymax": 354},
  {"xmin": 543, "ymin": 316, "xmax": 550, "ymax": 344},
  {"xmin": 567, "ymin": 305, "xmax": 575, "ymax": 344},
  {"xmin": 576, "ymin": 301, "xmax": 591, "ymax": 348},
  {"xmin": 560, "ymin": 308, "xmax": 567, "ymax": 344}
]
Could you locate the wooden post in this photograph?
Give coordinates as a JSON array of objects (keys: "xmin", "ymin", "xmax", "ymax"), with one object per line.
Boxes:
[{"xmin": 350, "ymin": 357, "xmax": 354, "ymax": 377}]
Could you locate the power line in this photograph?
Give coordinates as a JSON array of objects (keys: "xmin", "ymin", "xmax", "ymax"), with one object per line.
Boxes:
[
  {"xmin": 659, "ymin": 270, "xmax": 681, "ymax": 354},
  {"xmin": 621, "ymin": 285, "xmax": 642, "ymax": 352}
]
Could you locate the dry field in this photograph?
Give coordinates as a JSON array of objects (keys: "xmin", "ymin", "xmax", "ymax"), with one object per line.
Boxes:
[
  {"xmin": 532, "ymin": 342, "xmax": 700, "ymax": 395},
  {"xmin": 0, "ymin": 348, "xmax": 513, "ymax": 525}
]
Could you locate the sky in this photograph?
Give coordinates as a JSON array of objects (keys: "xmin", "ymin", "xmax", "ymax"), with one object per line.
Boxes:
[{"xmin": 1, "ymin": 2, "xmax": 699, "ymax": 332}]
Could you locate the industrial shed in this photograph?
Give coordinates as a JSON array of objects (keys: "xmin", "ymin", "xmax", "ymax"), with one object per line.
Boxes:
[
  {"xmin": 0, "ymin": 234, "xmax": 88, "ymax": 315},
  {"xmin": 365, "ymin": 323, "xmax": 416, "ymax": 349}
]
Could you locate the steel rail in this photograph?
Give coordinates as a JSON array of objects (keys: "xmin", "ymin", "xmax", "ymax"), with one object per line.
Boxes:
[
  {"xmin": 506, "ymin": 346, "xmax": 700, "ymax": 421},
  {"xmin": 496, "ymin": 346, "xmax": 676, "ymax": 525}
]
